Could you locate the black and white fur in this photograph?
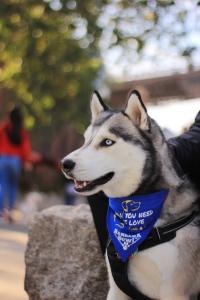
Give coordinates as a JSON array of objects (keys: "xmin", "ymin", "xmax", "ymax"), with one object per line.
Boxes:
[{"xmin": 62, "ymin": 91, "xmax": 200, "ymax": 300}]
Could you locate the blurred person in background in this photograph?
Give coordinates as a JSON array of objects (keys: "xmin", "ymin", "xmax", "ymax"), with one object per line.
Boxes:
[
  {"xmin": 0, "ymin": 106, "xmax": 40, "ymax": 223},
  {"xmin": 64, "ymin": 181, "xmax": 76, "ymax": 205}
]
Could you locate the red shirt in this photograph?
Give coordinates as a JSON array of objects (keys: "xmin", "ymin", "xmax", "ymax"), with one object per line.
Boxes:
[{"xmin": 0, "ymin": 122, "xmax": 31, "ymax": 161}]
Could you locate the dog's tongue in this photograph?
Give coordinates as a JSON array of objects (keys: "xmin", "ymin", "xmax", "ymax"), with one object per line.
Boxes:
[
  {"xmin": 74, "ymin": 179, "xmax": 89, "ymax": 189},
  {"xmin": 76, "ymin": 180, "xmax": 81, "ymax": 184}
]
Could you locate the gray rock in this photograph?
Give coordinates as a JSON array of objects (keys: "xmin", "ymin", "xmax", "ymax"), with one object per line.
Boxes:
[{"xmin": 25, "ymin": 204, "xmax": 108, "ymax": 300}]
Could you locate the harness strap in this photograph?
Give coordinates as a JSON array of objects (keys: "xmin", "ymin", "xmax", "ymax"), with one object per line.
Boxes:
[
  {"xmin": 107, "ymin": 211, "xmax": 197, "ymax": 300},
  {"xmin": 139, "ymin": 211, "xmax": 197, "ymax": 251},
  {"xmin": 107, "ymin": 241, "xmax": 154, "ymax": 300}
]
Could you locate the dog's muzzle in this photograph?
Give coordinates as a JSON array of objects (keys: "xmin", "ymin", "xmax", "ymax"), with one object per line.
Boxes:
[{"xmin": 61, "ymin": 158, "xmax": 114, "ymax": 193}]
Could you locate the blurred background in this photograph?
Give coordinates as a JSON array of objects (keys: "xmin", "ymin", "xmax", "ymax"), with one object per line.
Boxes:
[{"xmin": 0, "ymin": 0, "xmax": 200, "ymax": 299}]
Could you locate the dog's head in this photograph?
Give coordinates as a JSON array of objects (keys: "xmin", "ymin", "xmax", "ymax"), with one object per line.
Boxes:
[{"xmin": 61, "ymin": 90, "xmax": 167, "ymax": 197}]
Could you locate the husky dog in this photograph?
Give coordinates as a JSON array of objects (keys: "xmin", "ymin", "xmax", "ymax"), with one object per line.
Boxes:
[{"xmin": 61, "ymin": 91, "xmax": 200, "ymax": 300}]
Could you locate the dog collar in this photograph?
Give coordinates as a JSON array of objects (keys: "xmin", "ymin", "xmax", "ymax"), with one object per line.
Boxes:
[{"xmin": 107, "ymin": 189, "xmax": 169, "ymax": 262}]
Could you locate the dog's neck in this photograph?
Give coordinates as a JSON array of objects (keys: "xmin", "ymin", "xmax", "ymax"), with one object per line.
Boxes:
[
  {"xmin": 133, "ymin": 141, "xmax": 198, "ymax": 224},
  {"xmin": 133, "ymin": 174, "xmax": 163, "ymax": 196}
]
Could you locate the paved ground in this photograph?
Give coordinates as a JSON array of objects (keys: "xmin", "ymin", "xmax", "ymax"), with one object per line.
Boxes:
[{"xmin": 0, "ymin": 224, "xmax": 28, "ymax": 300}]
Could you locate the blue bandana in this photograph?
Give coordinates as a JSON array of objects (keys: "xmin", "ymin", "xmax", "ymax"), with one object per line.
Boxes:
[{"xmin": 107, "ymin": 189, "xmax": 169, "ymax": 262}]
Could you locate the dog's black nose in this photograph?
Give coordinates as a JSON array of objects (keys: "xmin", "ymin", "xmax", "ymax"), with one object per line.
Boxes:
[{"xmin": 62, "ymin": 159, "xmax": 75, "ymax": 172}]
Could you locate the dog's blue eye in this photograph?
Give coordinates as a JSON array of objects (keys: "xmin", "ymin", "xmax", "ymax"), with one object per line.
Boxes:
[{"xmin": 100, "ymin": 139, "xmax": 115, "ymax": 147}]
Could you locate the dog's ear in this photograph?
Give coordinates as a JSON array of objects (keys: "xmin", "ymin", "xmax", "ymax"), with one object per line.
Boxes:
[
  {"xmin": 90, "ymin": 91, "xmax": 108, "ymax": 121},
  {"xmin": 125, "ymin": 90, "xmax": 150, "ymax": 130}
]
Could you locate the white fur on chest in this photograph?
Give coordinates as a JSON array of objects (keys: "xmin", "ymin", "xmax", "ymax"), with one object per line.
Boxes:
[
  {"xmin": 126, "ymin": 224, "xmax": 199, "ymax": 299},
  {"xmin": 127, "ymin": 240, "xmax": 179, "ymax": 299}
]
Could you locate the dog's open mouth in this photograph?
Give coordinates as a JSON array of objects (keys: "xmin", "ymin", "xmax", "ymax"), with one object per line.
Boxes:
[{"xmin": 73, "ymin": 172, "xmax": 114, "ymax": 192}]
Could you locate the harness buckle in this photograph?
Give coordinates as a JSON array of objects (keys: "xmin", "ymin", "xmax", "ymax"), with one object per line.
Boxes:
[{"xmin": 154, "ymin": 227, "xmax": 162, "ymax": 241}]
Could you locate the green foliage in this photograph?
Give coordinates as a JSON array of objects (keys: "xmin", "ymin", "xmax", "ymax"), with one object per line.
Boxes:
[
  {"xmin": 0, "ymin": 0, "xmax": 199, "ymax": 136},
  {"xmin": 0, "ymin": 0, "xmax": 103, "ymax": 132},
  {"xmin": 99, "ymin": 0, "xmax": 200, "ymax": 78}
]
